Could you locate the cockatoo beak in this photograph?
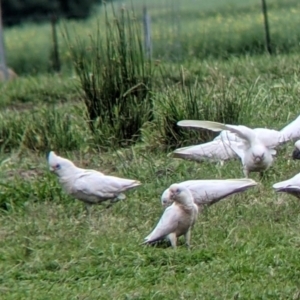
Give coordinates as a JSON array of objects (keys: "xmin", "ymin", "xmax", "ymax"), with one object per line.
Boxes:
[
  {"xmin": 49, "ymin": 166, "xmax": 56, "ymax": 172},
  {"xmin": 170, "ymin": 189, "xmax": 179, "ymax": 200},
  {"xmin": 162, "ymin": 200, "xmax": 169, "ymax": 207},
  {"xmin": 254, "ymin": 156, "xmax": 262, "ymax": 163}
]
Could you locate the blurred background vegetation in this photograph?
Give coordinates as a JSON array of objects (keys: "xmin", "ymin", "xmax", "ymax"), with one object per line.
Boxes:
[
  {"xmin": 1, "ymin": 0, "xmax": 300, "ymax": 75},
  {"xmin": 2, "ymin": 0, "xmax": 103, "ymax": 26},
  {"xmin": 0, "ymin": 0, "xmax": 300, "ymax": 152}
]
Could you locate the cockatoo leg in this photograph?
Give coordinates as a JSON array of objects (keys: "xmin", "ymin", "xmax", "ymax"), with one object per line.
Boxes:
[
  {"xmin": 184, "ymin": 229, "xmax": 191, "ymax": 249},
  {"xmin": 243, "ymin": 168, "xmax": 249, "ymax": 178},
  {"xmin": 259, "ymin": 171, "xmax": 265, "ymax": 180},
  {"xmin": 85, "ymin": 203, "xmax": 92, "ymax": 219},
  {"xmin": 168, "ymin": 233, "xmax": 177, "ymax": 249}
]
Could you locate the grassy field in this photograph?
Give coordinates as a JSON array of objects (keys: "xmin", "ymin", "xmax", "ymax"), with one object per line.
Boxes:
[
  {"xmin": 1, "ymin": 0, "xmax": 300, "ymax": 299},
  {"xmin": 1, "ymin": 52, "xmax": 300, "ymax": 298}
]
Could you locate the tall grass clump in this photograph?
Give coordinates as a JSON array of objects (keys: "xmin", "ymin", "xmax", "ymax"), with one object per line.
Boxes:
[
  {"xmin": 66, "ymin": 4, "xmax": 155, "ymax": 149},
  {"xmin": 21, "ymin": 106, "xmax": 89, "ymax": 152},
  {"xmin": 157, "ymin": 69, "xmax": 243, "ymax": 149},
  {"xmin": 0, "ymin": 105, "xmax": 90, "ymax": 153}
]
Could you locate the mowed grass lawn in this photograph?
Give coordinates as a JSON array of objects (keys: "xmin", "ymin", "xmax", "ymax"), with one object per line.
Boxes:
[{"xmin": 0, "ymin": 52, "xmax": 300, "ymax": 299}]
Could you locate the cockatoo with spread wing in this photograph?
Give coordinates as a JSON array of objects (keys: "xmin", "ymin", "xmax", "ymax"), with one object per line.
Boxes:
[
  {"xmin": 48, "ymin": 151, "xmax": 141, "ymax": 216},
  {"xmin": 273, "ymin": 172, "xmax": 300, "ymax": 199},
  {"xmin": 143, "ymin": 184, "xmax": 198, "ymax": 249},
  {"xmin": 175, "ymin": 114, "xmax": 300, "ymax": 165},
  {"xmin": 161, "ymin": 178, "xmax": 258, "ymax": 208},
  {"xmin": 177, "ymin": 120, "xmax": 275, "ymax": 178}
]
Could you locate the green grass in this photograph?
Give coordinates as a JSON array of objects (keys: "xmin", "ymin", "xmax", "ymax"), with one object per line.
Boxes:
[
  {"xmin": 1, "ymin": 140, "xmax": 300, "ymax": 298},
  {"xmin": 0, "ymin": 73, "xmax": 79, "ymax": 107},
  {"xmin": 1, "ymin": 1, "xmax": 300, "ymax": 297},
  {"xmin": 1, "ymin": 51, "xmax": 300, "ymax": 298}
]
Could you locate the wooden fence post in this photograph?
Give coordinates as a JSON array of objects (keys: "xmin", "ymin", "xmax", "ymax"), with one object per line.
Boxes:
[
  {"xmin": 51, "ymin": 14, "xmax": 61, "ymax": 72},
  {"xmin": 261, "ymin": 0, "xmax": 272, "ymax": 55},
  {"xmin": 0, "ymin": 0, "xmax": 8, "ymax": 80}
]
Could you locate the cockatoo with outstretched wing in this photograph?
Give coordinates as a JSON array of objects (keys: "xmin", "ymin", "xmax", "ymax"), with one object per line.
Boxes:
[
  {"xmin": 177, "ymin": 120, "xmax": 276, "ymax": 178},
  {"xmin": 48, "ymin": 151, "xmax": 141, "ymax": 216},
  {"xmin": 175, "ymin": 114, "xmax": 300, "ymax": 165},
  {"xmin": 143, "ymin": 184, "xmax": 198, "ymax": 249}
]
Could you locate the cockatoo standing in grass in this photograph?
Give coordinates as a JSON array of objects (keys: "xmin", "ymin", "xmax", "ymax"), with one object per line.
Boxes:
[
  {"xmin": 47, "ymin": 151, "xmax": 141, "ymax": 216},
  {"xmin": 177, "ymin": 120, "xmax": 276, "ymax": 178},
  {"xmin": 143, "ymin": 184, "xmax": 198, "ymax": 249},
  {"xmin": 175, "ymin": 114, "xmax": 300, "ymax": 166},
  {"xmin": 161, "ymin": 178, "xmax": 258, "ymax": 208},
  {"xmin": 273, "ymin": 172, "xmax": 300, "ymax": 199}
]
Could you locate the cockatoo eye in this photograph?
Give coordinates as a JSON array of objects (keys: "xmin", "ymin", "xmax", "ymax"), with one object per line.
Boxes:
[{"xmin": 55, "ymin": 164, "xmax": 61, "ymax": 169}]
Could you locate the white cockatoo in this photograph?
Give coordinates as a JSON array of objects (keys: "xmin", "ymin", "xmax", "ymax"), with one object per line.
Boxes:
[
  {"xmin": 273, "ymin": 172, "xmax": 300, "ymax": 199},
  {"xmin": 292, "ymin": 140, "xmax": 300, "ymax": 160},
  {"xmin": 175, "ymin": 114, "xmax": 300, "ymax": 165},
  {"xmin": 143, "ymin": 184, "xmax": 198, "ymax": 249},
  {"xmin": 176, "ymin": 120, "xmax": 277, "ymax": 178},
  {"xmin": 161, "ymin": 178, "xmax": 258, "ymax": 208},
  {"xmin": 47, "ymin": 151, "xmax": 141, "ymax": 216}
]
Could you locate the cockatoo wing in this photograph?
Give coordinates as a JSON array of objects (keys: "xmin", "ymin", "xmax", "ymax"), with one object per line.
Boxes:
[
  {"xmin": 177, "ymin": 120, "xmax": 255, "ymax": 146},
  {"xmin": 144, "ymin": 205, "xmax": 181, "ymax": 243},
  {"xmin": 279, "ymin": 114, "xmax": 300, "ymax": 142},
  {"xmin": 74, "ymin": 172, "xmax": 141, "ymax": 199},
  {"xmin": 273, "ymin": 185, "xmax": 300, "ymax": 194},
  {"xmin": 185, "ymin": 178, "xmax": 257, "ymax": 206},
  {"xmin": 161, "ymin": 179, "xmax": 257, "ymax": 207},
  {"xmin": 253, "ymin": 128, "xmax": 282, "ymax": 148},
  {"xmin": 178, "ymin": 120, "xmax": 228, "ymax": 132},
  {"xmin": 273, "ymin": 182, "xmax": 300, "ymax": 199},
  {"xmin": 172, "ymin": 139, "xmax": 239, "ymax": 162},
  {"xmin": 214, "ymin": 130, "xmax": 241, "ymax": 142},
  {"xmin": 273, "ymin": 173, "xmax": 300, "ymax": 197}
]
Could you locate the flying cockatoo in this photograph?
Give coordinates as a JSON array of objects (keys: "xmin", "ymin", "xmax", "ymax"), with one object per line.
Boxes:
[
  {"xmin": 47, "ymin": 151, "xmax": 141, "ymax": 216},
  {"xmin": 292, "ymin": 140, "xmax": 300, "ymax": 160},
  {"xmin": 143, "ymin": 184, "xmax": 198, "ymax": 249},
  {"xmin": 161, "ymin": 178, "xmax": 258, "ymax": 208},
  {"xmin": 273, "ymin": 172, "xmax": 300, "ymax": 199},
  {"xmin": 176, "ymin": 120, "xmax": 277, "ymax": 178},
  {"xmin": 175, "ymin": 114, "xmax": 300, "ymax": 165}
]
